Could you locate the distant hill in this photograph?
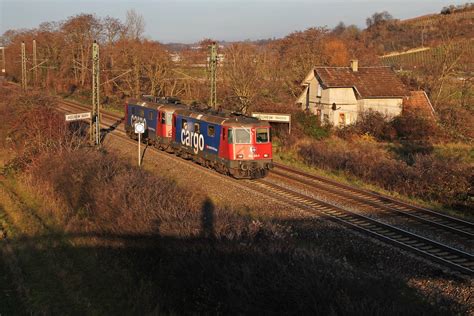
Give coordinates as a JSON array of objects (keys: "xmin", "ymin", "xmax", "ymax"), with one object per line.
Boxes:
[
  {"xmin": 399, "ymin": 3, "xmax": 474, "ymax": 26},
  {"xmin": 363, "ymin": 4, "xmax": 474, "ymax": 55},
  {"xmin": 379, "ymin": 39, "xmax": 474, "ymax": 72}
]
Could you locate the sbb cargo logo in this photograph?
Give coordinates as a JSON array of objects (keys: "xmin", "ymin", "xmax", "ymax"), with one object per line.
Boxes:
[{"xmin": 181, "ymin": 129, "xmax": 204, "ymax": 154}]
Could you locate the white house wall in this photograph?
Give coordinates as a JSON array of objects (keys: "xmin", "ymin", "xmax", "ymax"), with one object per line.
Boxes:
[
  {"xmin": 320, "ymin": 88, "xmax": 359, "ymax": 126},
  {"xmin": 359, "ymin": 98, "xmax": 403, "ymax": 118}
]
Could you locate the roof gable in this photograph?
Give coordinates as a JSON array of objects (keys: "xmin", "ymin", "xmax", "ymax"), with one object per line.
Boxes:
[
  {"xmin": 300, "ymin": 68, "xmax": 315, "ymax": 86},
  {"xmin": 314, "ymin": 66, "xmax": 408, "ymax": 98},
  {"xmin": 403, "ymin": 91, "xmax": 436, "ymax": 119}
]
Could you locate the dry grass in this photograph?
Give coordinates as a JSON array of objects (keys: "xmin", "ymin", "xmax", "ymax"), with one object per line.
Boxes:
[{"xmin": 299, "ymin": 137, "xmax": 472, "ymax": 213}]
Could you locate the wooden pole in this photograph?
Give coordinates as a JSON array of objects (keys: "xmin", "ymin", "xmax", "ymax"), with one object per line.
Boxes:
[
  {"xmin": 21, "ymin": 42, "xmax": 27, "ymax": 90},
  {"xmin": 33, "ymin": 39, "xmax": 38, "ymax": 86}
]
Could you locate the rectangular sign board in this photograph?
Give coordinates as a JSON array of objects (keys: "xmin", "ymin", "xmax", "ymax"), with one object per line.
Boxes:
[
  {"xmin": 251, "ymin": 112, "xmax": 291, "ymax": 123},
  {"xmin": 65, "ymin": 112, "xmax": 91, "ymax": 121}
]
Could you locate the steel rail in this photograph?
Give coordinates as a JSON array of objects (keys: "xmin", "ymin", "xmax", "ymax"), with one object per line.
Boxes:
[
  {"xmin": 252, "ymin": 179, "xmax": 474, "ymax": 276},
  {"xmin": 273, "ymin": 163, "xmax": 474, "ymax": 239}
]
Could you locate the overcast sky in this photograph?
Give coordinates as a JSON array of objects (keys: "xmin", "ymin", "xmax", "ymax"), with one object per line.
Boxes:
[{"xmin": 0, "ymin": 0, "xmax": 468, "ymax": 43}]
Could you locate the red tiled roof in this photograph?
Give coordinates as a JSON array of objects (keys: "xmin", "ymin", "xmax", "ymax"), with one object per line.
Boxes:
[
  {"xmin": 314, "ymin": 66, "xmax": 409, "ymax": 98},
  {"xmin": 403, "ymin": 91, "xmax": 436, "ymax": 118}
]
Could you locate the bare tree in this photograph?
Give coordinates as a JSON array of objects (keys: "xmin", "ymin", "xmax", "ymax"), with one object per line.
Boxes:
[
  {"xmin": 223, "ymin": 43, "xmax": 264, "ymax": 114},
  {"xmin": 366, "ymin": 11, "xmax": 393, "ymax": 28},
  {"xmin": 125, "ymin": 9, "xmax": 145, "ymax": 40},
  {"xmin": 103, "ymin": 16, "xmax": 125, "ymax": 45},
  {"xmin": 61, "ymin": 14, "xmax": 103, "ymax": 87},
  {"xmin": 142, "ymin": 41, "xmax": 171, "ymax": 96}
]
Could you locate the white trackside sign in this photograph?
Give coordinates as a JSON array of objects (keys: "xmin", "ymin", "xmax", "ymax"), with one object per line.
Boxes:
[
  {"xmin": 65, "ymin": 112, "xmax": 92, "ymax": 121},
  {"xmin": 251, "ymin": 112, "xmax": 291, "ymax": 122},
  {"xmin": 135, "ymin": 122, "xmax": 145, "ymax": 134}
]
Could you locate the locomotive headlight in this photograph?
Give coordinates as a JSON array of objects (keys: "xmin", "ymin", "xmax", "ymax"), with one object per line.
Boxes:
[
  {"xmin": 237, "ymin": 154, "xmax": 244, "ymax": 159},
  {"xmin": 263, "ymin": 153, "xmax": 269, "ymax": 158}
]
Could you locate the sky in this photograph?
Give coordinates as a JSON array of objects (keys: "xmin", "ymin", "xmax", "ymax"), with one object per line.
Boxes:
[{"xmin": 0, "ymin": 0, "xmax": 468, "ymax": 43}]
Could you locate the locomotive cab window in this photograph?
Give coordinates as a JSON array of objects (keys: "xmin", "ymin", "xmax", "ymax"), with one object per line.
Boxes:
[
  {"xmin": 161, "ymin": 112, "xmax": 166, "ymax": 124},
  {"xmin": 131, "ymin": 107, "xmax": 136, "ymax": 115},
  {"xmin": 194, "ymin": 122, "xmax": 200, "ymax": 133},
  {"xmin": 208, "ymin": 125, "xmax": 215, "ymax": 137},
  {"xmin": 182, "ymin": 119, "xmax": 188, "ymax": 130},
  {"xmin": 227, "ymin": 129, "xmax": 233, "ymax": 143},
  {"xmin": 235, "ymin": 128, "xmax": 251, "ymax": 144},
  {"xmin": 256, "ymin": 128, "xmax": 269, "ymax": 143}
]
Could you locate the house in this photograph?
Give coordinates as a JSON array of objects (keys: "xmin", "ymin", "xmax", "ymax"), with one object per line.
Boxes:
[{"xmin": 296, "ymin": 60, "xmax": 409, "ymax": 127}]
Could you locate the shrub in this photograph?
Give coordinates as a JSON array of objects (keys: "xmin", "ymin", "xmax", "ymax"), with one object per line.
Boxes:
[
  {"xmin": 353, "ymin": 110, "xmax": 395, "ymax": 140},
  {"xmin": 299, "ymin": 139, "xmax": 472, "ymax": 210},
  {"xmin": 1, "ymin": 90, "xmax": 86, "ymax": 172},
  {"xmin": 294, "ymin": 111, "xmax": 331, "ymax": 140},
  {"xmin": 437, "ymin": 105, "xmax": 474, "ymax": 141},
  {"xmin": 392, "ymin": 110, "xmax": 438, "ymax": 141}
]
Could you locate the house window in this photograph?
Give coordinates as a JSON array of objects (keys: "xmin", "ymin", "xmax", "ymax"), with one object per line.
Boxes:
[
  {"xmin": 317, "ymin": 84, "xmax": 322, "ymax": 98},
  {"xmin": 339, "ymin": 113, "xmax": 346, "ymax": 127}
]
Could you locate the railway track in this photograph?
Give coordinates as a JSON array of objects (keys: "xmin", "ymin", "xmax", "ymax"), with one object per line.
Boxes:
[
  {"xmin": 271, "ymin": 164, "xmax": 474, "ymax": 240},
  {"xmin": 251, "ymin": 179, "xmax": 474, "ymax": 275},
  {"xmin": 57, "ymin": 98, "xmax": 474, "ymax": 276}
]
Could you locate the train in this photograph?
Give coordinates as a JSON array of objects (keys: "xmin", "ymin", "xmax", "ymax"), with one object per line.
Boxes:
[{"xmin": 124, "ymin": 97, "xmax": 273, "ymax": 179}]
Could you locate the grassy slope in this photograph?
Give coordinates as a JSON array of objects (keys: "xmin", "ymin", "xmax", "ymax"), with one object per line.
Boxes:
[
  {"xmin": 273, "ymin": 143, "xmax": 473, "ymax": 220},
  {"xmin": 1, "ymin": 145, "xmax": 466, "ymax": 314}
]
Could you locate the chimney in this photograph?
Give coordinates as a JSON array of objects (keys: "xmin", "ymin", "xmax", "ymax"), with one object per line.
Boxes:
[{"xmin": 350, "ymin": 59, "xmax": 358, "ymax": 72}]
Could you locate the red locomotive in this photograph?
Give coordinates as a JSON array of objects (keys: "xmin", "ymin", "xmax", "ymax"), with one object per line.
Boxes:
[{"xmin": 125, "ymin": 97, "xmax": 273, "ymax": 179}]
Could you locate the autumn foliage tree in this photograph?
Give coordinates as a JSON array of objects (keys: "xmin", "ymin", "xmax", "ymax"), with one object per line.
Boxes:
[
  {"xmin": 222, "ymin": 43, "xmax": 265, "ymax": 113},
  {"xmin": 0, "ymin": 7, "xmax": 471, "ymax": 142}
]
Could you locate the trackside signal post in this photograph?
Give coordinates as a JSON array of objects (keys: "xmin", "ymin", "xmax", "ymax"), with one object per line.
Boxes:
[
  {"xmin": 91, "ymin": 41, "xmax": 101, "ymax": 146},
  {"xmin": 209, "ymin": 42, "xmax": 217, "ymax": 109},
  {"xmin": 135, "ymin": 122, "xmax": 145, "ymax": 167}
]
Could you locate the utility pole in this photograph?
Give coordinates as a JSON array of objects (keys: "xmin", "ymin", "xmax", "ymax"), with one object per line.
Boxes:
[
  {"xmin": 209, "ymin": 42, "xmax": 217, "ymax": 109},
  {"xmin": 33, "ymin": 39, "xmax": 38, "ymax": 86},
  {"xmin": 91, "ymin": 41, "xmax": 100, "ymax": 146},
  {"xmin": 21, "ymin": 42, "xmax": 27, "ymax": 90}
]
